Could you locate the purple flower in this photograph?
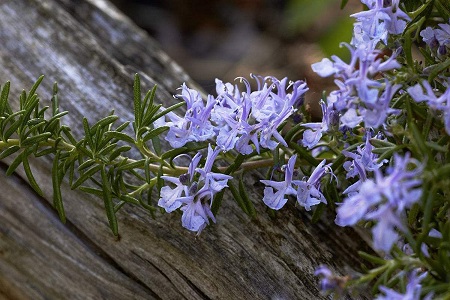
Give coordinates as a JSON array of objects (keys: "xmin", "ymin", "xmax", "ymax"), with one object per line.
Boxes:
[
  {"xmin": 336, "ymin": 153, "xmax": 423, "ymax": 251},
  {"xmin": 164, "ymin": 84, "xmax": 215, "ymax": 148},
  {"xmin": 302, "ymin": 100, "xmax": 338, "ymax": 149},
  {"xmin": 212, "ymin": 76, "xmax": 308, "ymax": 154},
  {"xmin": 351, "ymin": 0, "xmax": 410, "ymax": 46},
  {"xmin": 435, "ymin": 21, "xmax": 450, "ymax": 47},
  {"xmin": 376, "ymin": 270, "xmax": 430, "ymax": 300},
  {"xmin": 314, "ymin": 265, "xmax": 347, "ymax": 295},
  {"xmin": 311, "ymin": 43, "xmax": 401, "ymax": 130},
  {"xmin": 158, "ymin": 145, "xmax": 231, "ymax": 234},
  {"xmin": 420, "ymin": 27, "xmax": 439, "ymax": 49},
  {"xmin": 407, "ymin": 80, "xmax": 450, "ymax": 134},
  {"xmin": 261, "ymin": 156, "xmax": 333, "ymax": 211},
  {"xmin": 260, "ymin": 155, "xmax": 298, "ymax": 210},
  {"xmin": 342, "ymin": 131, "xmax": 387, "ymax": 194},
  {"xmin": 293, "ymin": 160, "xmax": 333, "ymax": 211}
]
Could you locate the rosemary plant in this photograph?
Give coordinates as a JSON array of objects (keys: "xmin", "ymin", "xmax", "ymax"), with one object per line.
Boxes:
[{"xmin": 2, "ymin": 0, "xmax": 450, "ymax": 298}]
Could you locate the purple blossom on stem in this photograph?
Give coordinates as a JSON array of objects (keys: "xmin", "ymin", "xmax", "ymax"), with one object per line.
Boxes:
[
  {"xmin": 260, "ymin": 156, "xmax": 333, "ymax": 211},
  {"xmin": 212, "ymin": 76, "xmax": 308, "ymax": 154},
  {"xmin": 342, "ymin": 131, "xmax": 387, "ymax": 194},
  {"xmin": 164, "ymin": 84, "xmax": 215, "ymax": 148},
  {"xmin": 376, "ymin": 270, "xmax": 430, "ymax": 300},
  {"xmin": 158, "ymin": 145, "xmax": 232, "ymax": 234},
  {"xmin": 407, "ymin": 80, "xmax": 450, "ymax": 134},
  {"xmin": 314, "ymin": 265, "xmax": 348, "ymax": 296},
  {"xmin": 260, "ymin": 154, "xmax": 298, "ymax": 210},
  {"xmin": 336, "ymin": 153, "xmax": 423, "ymax": 252},
  {"xmin": 302, "ymin": 100, "xmax": 339, "ymax": 149},
  {"xmin": 293, "ymin": 159, "xmax": 333, "ymax": 211}
]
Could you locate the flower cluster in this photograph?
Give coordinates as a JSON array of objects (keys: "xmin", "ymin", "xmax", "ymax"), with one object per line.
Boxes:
[
  {"xmin": 306, "ymin": 0, "xmax": 410, "ymax": 149},
  {"xmin": 163, "ymin": 75, "xmax": 308, "ymax": 154},
  {"xmin": 158, "ymin": 145, "xmax": 232, "ymax": 234},
  {"xmin": 336, "ymin": 153, "xmax": 423, "ymax": 252}
]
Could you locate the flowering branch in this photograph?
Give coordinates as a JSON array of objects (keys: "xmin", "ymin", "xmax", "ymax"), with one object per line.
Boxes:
[{"xmin": 1, "ymin": 0, "xmax": 450, "ymax": 298}]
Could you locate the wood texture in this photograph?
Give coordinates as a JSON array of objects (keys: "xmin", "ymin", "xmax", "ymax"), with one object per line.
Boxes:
[{"xmin": 0, "ymin": 0, "xmax": 372, "ymax": 299}]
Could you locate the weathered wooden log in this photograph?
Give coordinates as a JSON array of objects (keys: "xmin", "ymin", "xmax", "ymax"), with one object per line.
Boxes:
[{"xmin": 0, "ymin": 0, "xmax": 373, "ymax": 299}]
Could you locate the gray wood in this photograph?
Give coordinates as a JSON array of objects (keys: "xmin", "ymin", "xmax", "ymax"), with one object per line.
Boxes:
[{"xmin": 0, "ymin": 0, "xmax": 372, "ymax": 299}]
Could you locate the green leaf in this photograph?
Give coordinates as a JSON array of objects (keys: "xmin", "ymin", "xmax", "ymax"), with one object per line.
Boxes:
[
  {"xmin": 369, "ymin": 138, "xmax": 397, "ymax": 148},
  {"xmin": 44, "ymin": 111, "xmax": 69, "ymax": 132},
  {"xmin": 141, "ymin": 104, "xmax": 162, "ymax": 127},
  {"xmin": 149, "ymin": 101, "xmax": 185, "ymax": 124},
  {"xmin": 52, "ymin": 150, "xmax": 66, "ymax": 222},
  {"xmin": 151, "ymin": 135, "xmax": 162, "ymax": 156},
  {"xmin": 20, "ymin": 132, "xmax": 52, "ymax": 148},
  {"xmin": 142, "ymin": 86, "xmax": 156, "ymax": 114},
  {"xmin": 358, "ymin": 251, "xmax": 387, "ymax": 265},
  {"xmin": 340, "ymin": 0, "xmax": 349, "ymax": 9},
  {"xmin": 78, "ymin": 159, "xmax": 96, "ymax": 171},
  {"xmin": 427, "ymin": 57, "xmax": 450, "ymax": 82},
  {"xmin": 22, "ymin": 155, "xmax": 43, "ymax": 196},
  {"xmin": 404, "ymin": 0, "xmax": 434, "ymax": 33},
  {"xmin": 0, "ymin": 145, "xmax": 20, "ymax": 159},
  {"xmin": 117, "ymin": 159, "xmax": 145, "ymax": 171},
  {"xmin": 133, "ymin": 73, "xmax": 142, "ymax": 129},
  {"xmin": 211, "ymin": 190, "xmax": 225, "ymax": 216},
  {"xmin": 288, "ymin": 141, "xmax": 319, "ymax": 166},
  {"xmin": 311, "ymin": 202, "xmax": 326, "ymax": 223},
  {"xmin": 228, "ymin": 181, "xmax": 249, "ymax": 215},
  {"xmin": 90, "ymin": 115, "xmax": 119, "ymax": 134},
  {"xmin": 239, "ymin": 179, "xmax": 255, "ymax": 217},
  {"xmin": 27, "ymin": 75, "xmax": 44, "ymax": 103},
  {"xmin": 61, "ymin": 126, "xmax": 77, "ymax": 145},
  {"xmin": 83, "ymin": 118, "xmax": 94, "ymax": 150},
  {"xmin": 51, "ymin": 82, "xmax": 59, "ymax": 115},
  {"xmin": 98, "ymin": 143, "xmax": 118, "ymax": 157},
  {"xmin": 3, "ymin": 115, "xmax": 24, "ymax": 140},
  {"xmin": 6, "ymin": 151, "xmax": 24, "ymax": 176},
  {"xmin": 436, "ymin": 0, "xmax": 450, "ymax": 19},
  {"xmin": 224, "ymin": 153, "xmax": 246, "ymax": 174},
  {"xmin": 119, "ymin": 194, "xmax": 140, "ymax": 206},
  {"xmin": 34, "ymin": 147, "xmax": 56, "ymax": 158},
  {"xmin": 101, "ymin": 166, "xmax": 118, "ymax": 236},
  {"xmin": 142, "ymin": 126, "xmax": 168, "ymax": 143},
  {"xmin": 104, "ymin": 131, "xmax": 135, "ymax": 144},
  {"xmin": 79, "ymin": 186, "xmax": 104, "ymax": 197},
  {"xmin": 115, "ymin": 121, "xmax": 130, "ymax": 133},
  {"xmin": 0, "ymin": 81, "xmax": 10, "ymax": 115},
  {"xmin": 71, "ymin": 164, "xmax": 102, "ymax": 189},
  {"xmin": 109, "ymin": 145, "xmax": 132, "ymax": 161}
]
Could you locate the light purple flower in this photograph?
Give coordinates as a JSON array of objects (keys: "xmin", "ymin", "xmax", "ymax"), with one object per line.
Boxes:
[
  {"xmin": 314, "ymin": 265, "xmax": 347, "ymax": 295},
  {"xmin": 158, "ymin": 145, "xmax": 231, "ymax": 234},
  {"xmin": 293, "ymin": 160, "xmax": 333, "ymax": 211},
  {"xmin": 336, "ymin": 153, "xmax": 423, "ymax": 251},
  {"xmin": 435, "ymin": 21, "xmax": 450, "ymax": 47},
  {"xmin": 302, "ymin": 100, "xmax": 339, "ymax": 149},
  {"xmin": 421, "ymin": 27, "xmax": 439, "ymax": 49},
  {"xmin": 212, "ymin": 76, "xmax": 308, "ymax": 154},
  {"xmin": 376, "ymin": 270, "xmax": 430, "ymax": 300},
  {"xmin": 407, "ymin": 80, "xmax": 450, "ymax": 134},
  {"xmin": 260, "ymin": 155, "xmax": 298, "ymax": 210},
  {"xmin": 164, "ymin": 84, "xmax": 215, "ymax": 148}
]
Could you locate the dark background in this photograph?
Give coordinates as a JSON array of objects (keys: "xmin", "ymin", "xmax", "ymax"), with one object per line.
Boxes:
[{"xmin": 111, "ymin": 0, "xmax": 359, "ymax": 100}]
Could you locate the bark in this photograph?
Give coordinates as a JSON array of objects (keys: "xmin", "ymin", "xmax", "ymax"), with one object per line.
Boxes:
[{"xmin": 0, "ymin": 0, "xmax": 373, "ymax": 299}]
